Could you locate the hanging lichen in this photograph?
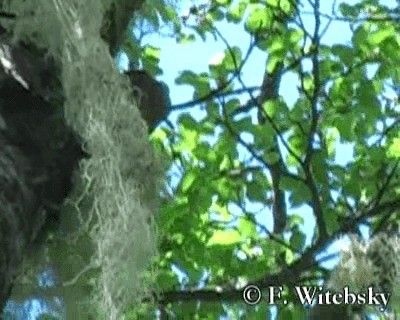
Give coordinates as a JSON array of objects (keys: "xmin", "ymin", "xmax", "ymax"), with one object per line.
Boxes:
[{"xmin": 2, "ymin": 0, "xmax": 160, "ymax": 318}]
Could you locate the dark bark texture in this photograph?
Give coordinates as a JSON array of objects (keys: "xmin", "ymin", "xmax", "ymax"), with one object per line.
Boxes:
[
  {"xmin": 0, "ymin": 1, "xmax": 160, "ymax": 315},
  {"xmin": 0, "ymin": 35, "xmax": 84, "ymax": 314}
]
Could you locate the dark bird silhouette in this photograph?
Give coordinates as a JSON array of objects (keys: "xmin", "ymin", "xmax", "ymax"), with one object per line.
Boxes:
[{"xmin": 126, "ymin": 70, "xmax": 170, "ymax": 131}]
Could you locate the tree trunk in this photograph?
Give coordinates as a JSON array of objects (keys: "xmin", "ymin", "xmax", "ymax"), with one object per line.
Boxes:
[{"xmin": 0, "ymin": 54, "xmax": 83, "ymax": 314}]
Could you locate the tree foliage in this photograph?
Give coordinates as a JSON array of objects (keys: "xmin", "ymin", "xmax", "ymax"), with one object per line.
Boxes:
[{"xmin": 144, "ymin": 0, "xmax": 400, "ymax": 318}]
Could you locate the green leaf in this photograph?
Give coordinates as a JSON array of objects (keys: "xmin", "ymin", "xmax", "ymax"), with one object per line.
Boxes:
[
  {"xmin": 238, "ymin": 217, "xmax": 257, "ymax": 238},
  {"xmin": 179, "ymin": 114, "xmax": 199, "ymax": 130},
  {"xmin": 289, "ymin": 100, "xmax": 306, "ymax": 122},
  {"xmin": 288, "ymin": 29, "xmax": 303, "ymax": 45},
  {"xmin": 358, "ymin": 82, "xmax": 377, "ymax": 107},
  {"xmin": 263, "ymin": 100, "xmax": 278, "ymax": 117},
  {"xmin": 334, "ymin": 113, "xmax": 355, "ymax": 141},
  {"xmin": 352, "ymin": 26, "xmax": 369, "ymax": 52},
  {"xmin": 207, "ymin": 8, "xmax": 225, "ymax": 21},
  {"xmin": 265, "ymin": 151, "xmax": 280, "ymax": 165},
  {"xmin": 226, "ymin": 1, "xmax": 247, "ymax": 23},
  {"xmin": 288, "ymin": 134, "xmax": 306, "ymax": 155},
  {"xmin": 247, "ymin": 180, "xmax": 267, "ymax": 202},
  {"xmin": 288, "ymin": 214, "xmax": 305, "ymax": 228},
  {"xmin": 175, "ymin": 71, "xmax": 210, "ymax": 99},
  {"xmin": 254, "ymin": 125, "xmax": 275, "ymax": 148},
  {"xmin": 290, "ymin": 228, "xmax": 306, "ymax": 251},
  {"xmin": 339, "ymin": 3, "xmax": 360, "ymax": 17},
  {"xmin": 324, "ymin": 209, "xmax": 340, "ymax": 235},
  {"xmin": 176, "ymin": 121, "xmax": 199, "ymax": 151},
  {"xmin": 156, "ymin": 270, "xmax": 180, "ymax": 289},
  {"xmin": 177, "ymin": 33, "xmax": 196, "ymax": 44},
  {"xmin": 122, "ymin": 40, "xmax": 141, "ymax": 67},
  {"xmin": 303, "ymin": 74, "xmax": 314, "ymax": 92},
  {"xmin": 331, "ymin": 44, "xmax": 354, "ymax": 66},
  {"xmin": 280, "ymin": 177, "xmax": 312, "ymax": 206},
  {"xmin": 388, "ymin": 138, "xmax": 400, "ymax": 158},
  {"xmin": 37, "ymin": 315, "xmax": 61, "ymax": 320},
  {"xmin": 291, "ymin": 305, "xmax": 307, "ymax": 320},
  {"xmin": 368, "ymin": 26, "xmax": 394, "ymax": 46},
  {"xmin": 268, "ymin": 0, "xmax": 292, "ymax": 12},
  {"xmin": 207, "ymin": 229, "xmax": 242, "ymax": 246},
  {"xmin": 343, "ymin": 170, "xmax": 361, "ymax": 198},
  {"xmin": 175, "ymin": 70, "xmax": 197, "ymax": 84},
  {"xmin": 141, "ymin": 45, "xmax": 161, "ymax": 74},
  {"xmin": 223, "ymin": 46, "xmax": 242, "ymax": 71},
  {"xmin": 213, "ymin": 178, "xmax": 236, "ymax": 200},
  {"xmin": 210, "ymin": 202, "xmax": 232, "ymax": 222},
  {"xmin": 233, "ymin": 115, "xmax": 253, "ymax": 132},
  {"xmin": 189, "ymin": 180, "xmax": 213, "ymax": 212},
  {"xmin": 215, "ymin": 0, "xmax": 231, "ymax": 5},
  {"xmin": 268, "ymin": 37, "xmax": 286, "ymax": 56},
  {"xmin": 245, "ymin": 5, "xmax": 271, "ymax": 33},
  {"xmin": 311, "ymin": 150, "xmax": 329, "ymax": 184},
  {"xmin": 219, "ymin": 155, "xmax": 230, "ymax": 171},
  {"xmin": 209, "ymin": 59, "xmax": 230, "ymax": 84},
  {"xmin": 325, "ymin": 128, "xmax": 339, "ymax": 158}
]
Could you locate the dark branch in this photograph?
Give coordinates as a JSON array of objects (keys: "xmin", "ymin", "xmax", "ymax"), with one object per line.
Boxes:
[{"xmin": 170, "ymin": 86, "xmax": 259, "ymax": 111}]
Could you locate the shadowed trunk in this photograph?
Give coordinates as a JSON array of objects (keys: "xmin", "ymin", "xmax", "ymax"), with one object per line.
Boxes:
[
  {"xmin": 0, "ymin": 0, "xmax": 149, "ymax": 314},
  {"xmin": 0, "ymin": 43, "xmax": 83, "ymax": 314}
]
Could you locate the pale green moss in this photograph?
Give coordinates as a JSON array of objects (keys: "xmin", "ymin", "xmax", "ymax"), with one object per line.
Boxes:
[{"xmin": 4, "ymin": 0, "xmax": 160, "ymax": 318}]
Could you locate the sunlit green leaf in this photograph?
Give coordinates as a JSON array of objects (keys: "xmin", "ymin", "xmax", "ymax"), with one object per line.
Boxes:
[
  {"xmin": 210, "ymin": 202, "xmax": 232, "ymax": 222},
  {"xmin": 223, "ymin": 46, "xmax": 242, "ymax": 71},
  {"xmin": 368, "ymin": 26, "xmax": 394, "ymax": 46},
  {"xmin": 207, "ymin": 229, "xmax": 242, "ymax": 246},
  {"xmin": 388, "ymin": 138, "xmax": 400, "ymax": 158},
  {"xmin": 284, "ymin": 249, "xmax": 293, "ymax": 264},
  {"xmin": 226, "ymin": 1, "xmax": 247, "ymax": 23},
  {"xmin": 288, "ymin": 29, "xmax": 303, "ymax": 45},
  {"xmin": 143, "ymin": 45, "xmax": 160, "ymax": 60},
  {"xmin": 238, "ymin": 217, "xmax": 257, "ymax": 238},
  {"xmin": 303, "ymin": 74, "xmax": 314, "ymax": 92},
  {"xmin": 176, "ymin": 123, "xmax": 199, "ymax": 151},
  {"xmin": 245, "ymin": 5, "xmax": 271, "ymax": 32},
  {"xmin": 263, "ymin": 100, "xmax": 278, "ymax": 117}
]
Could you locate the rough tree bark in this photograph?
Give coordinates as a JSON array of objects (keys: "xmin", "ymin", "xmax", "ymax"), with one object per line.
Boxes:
[
  {"xmin": 0, "ymin": 37, "xmax": 84, "ymax": 314},
  {"xmin": 0, "ymin": 0, "xmax": 151, "ymax": 314},
  {"xmin": 0, "ymin": 0, "xmax": 167, "ymax": 315}
]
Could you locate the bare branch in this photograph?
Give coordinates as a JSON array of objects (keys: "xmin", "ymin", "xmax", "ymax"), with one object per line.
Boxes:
[{"xmin": 170, "ymin": 86, "xmax": 259, "ymax": 111}]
